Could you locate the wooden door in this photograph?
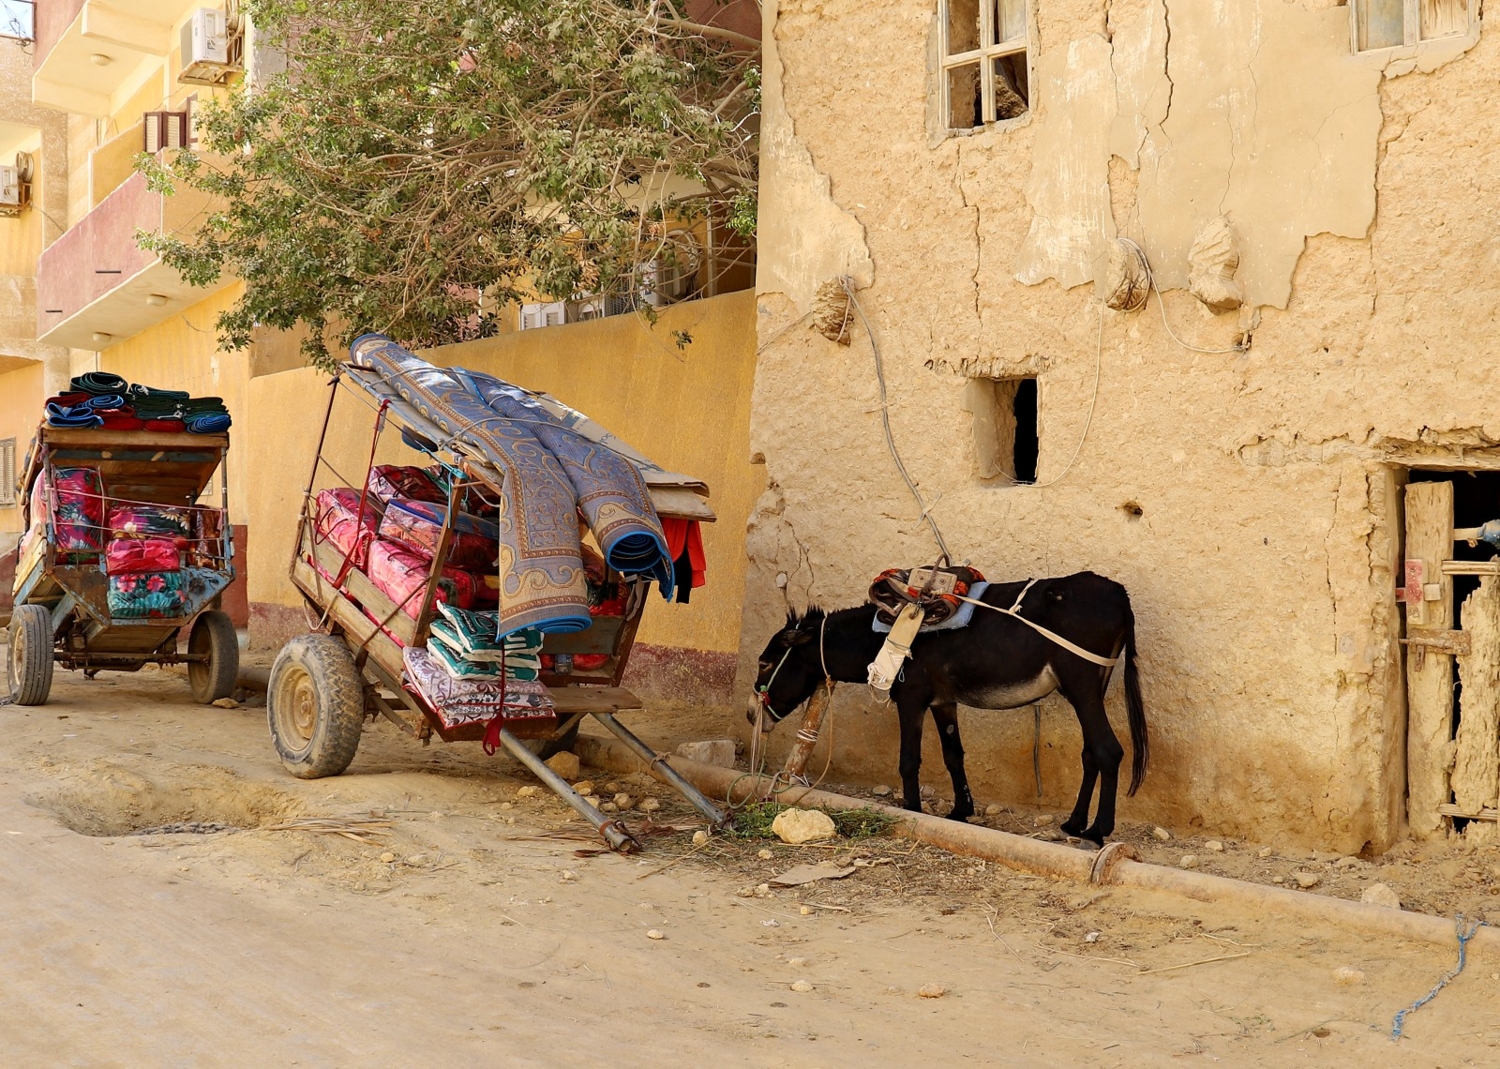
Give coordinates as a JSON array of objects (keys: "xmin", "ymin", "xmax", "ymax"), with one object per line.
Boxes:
[{"xmin": 1404, "ymin": 480, "xmax": 1455, "ymax": 838}]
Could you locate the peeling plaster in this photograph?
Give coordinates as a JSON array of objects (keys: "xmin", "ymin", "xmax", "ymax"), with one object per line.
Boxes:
[{"xmin": 755, "ymin": 0, "xmax": 874, "ymax": 312}]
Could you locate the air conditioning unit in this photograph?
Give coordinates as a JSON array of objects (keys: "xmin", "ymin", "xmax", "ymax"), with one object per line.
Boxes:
[
  {"xmin": 180, "ymin": 6, "xmax": 243, "ymax": 86},
  {"xmin": 0, "ymin": 152, "xmax": 34, "ymax": 215},
  {"xmin": 518, "ymin": 302, "xmax": 565, "ymax": 330}
]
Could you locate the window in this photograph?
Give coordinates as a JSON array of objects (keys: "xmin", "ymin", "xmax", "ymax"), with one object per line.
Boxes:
[
  {"xmin": 1353, "ymin": 0, "xmax": 1473, "ymax": 51},
  {"xmin": 966, "ymin": 377, "xmax": 1037, "ymax": 483},
  {"xmin": 0, "ymin": 1, "xmax": 33, "ymax": 42},
  {"xmin": 0, "ymin": 437, "xmax": 16, "ymax": 508},
  {"xmin": 940, "ymin": 0, "xmax": 1029, "ymax": 130},
  {"xmin": 518, "ymin": 302, "xmax": 565, "ymax": 330}
]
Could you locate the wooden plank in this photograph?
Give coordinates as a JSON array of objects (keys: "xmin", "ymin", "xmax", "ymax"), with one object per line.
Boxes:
[
  {"xmin": 1452, "ymin": 576, "xmax": 1500, "ymax": 833},
  {"xmin": 304, "ymin": 534, "xmax": 418, "ymax": 647},
  {"xmin": 1439, "ymin": 803, "xmax": 1500, "ymax": 822},
  {"xmin": 1406, "ymin": 480, "xmax": 1457, "ymax": 838},
  {"xmin": 40, "ymin": 428, "xmax": 229, "ymax": 451},
  {"xmin": 1443, "ymin": 560, "xmax": 1500, "ymax": 577},
  {"xmin": 292, "ymin": 556, "xmax": 408, "ymax": 679},
  {"xmin": 549, "ymin": 686, "xmax": 644, "ymax": 715},
  {"xmin": 648, "ymin": 485, "xmax": 716, "ymax": 522}
]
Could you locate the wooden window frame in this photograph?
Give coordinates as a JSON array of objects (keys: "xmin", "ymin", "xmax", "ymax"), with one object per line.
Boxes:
[
  {"xmin": 939, "ymin": 0, "xmax": 1029, "ymax": 130},
  {"xmin": 0, "ymin": 437, "xmax": 16, "ymax": 508},
  {"xmin": 1350, "ymin": 0, "xmax": 1475, "ymax": 52}
]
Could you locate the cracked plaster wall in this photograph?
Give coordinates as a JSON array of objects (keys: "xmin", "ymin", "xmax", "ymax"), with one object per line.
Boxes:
[{"xmin": 745, "ymin": 0, "xmax": 1500, "ymax": 852}]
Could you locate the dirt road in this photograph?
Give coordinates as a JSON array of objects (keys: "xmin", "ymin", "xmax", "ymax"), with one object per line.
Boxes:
[{"xmin": 0, "ymin": 661, "xmax": 1494, "ymax": 1067}]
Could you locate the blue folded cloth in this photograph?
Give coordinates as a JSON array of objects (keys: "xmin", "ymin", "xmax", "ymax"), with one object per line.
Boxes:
[
  {"xmin": 186, "ymin": 412, "xmax": 232, "ymax": 434},
  {"xmin": 83, "ymin": 393, "xmax": 126, "ymax": 411},
  {"xmin": 46, "ymin": 403, "xmax": 103, "ymax": 428}
]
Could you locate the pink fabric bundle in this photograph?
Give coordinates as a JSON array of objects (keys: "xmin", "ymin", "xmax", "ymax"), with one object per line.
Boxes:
[
  {"xmin": 366, "ymin": 465, "xmax": 446, "ymax": 511},
  {"xmin": 105, "ymin": 537, "xmax": 180, "ymax": 575},
  {"xmin": 314, "ymin": 487, "xmax": 381, "ymax": 569},
  {"xmin": 377, "ymin": 498, "xmax": 498, "ymax": 571},
  {"xmin": 51, "ymin": 467, "xmax": 105, "ymax": 552},
  {"xmin": 107, "ymin": 503, "xmax": 192, "ymax": 542},
  {"xmin": 364, "ymin": 540, "xmax": 495, "ymax": 620}
]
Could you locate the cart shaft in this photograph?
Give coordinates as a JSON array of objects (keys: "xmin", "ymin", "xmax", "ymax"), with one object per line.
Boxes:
[
  {"xmin": 492, "ymin": 726, "xmax": 639, "ymax": 853},
  {"xmin": 590, "ymin": 712, "xmax": 730, "ymax": 828}
]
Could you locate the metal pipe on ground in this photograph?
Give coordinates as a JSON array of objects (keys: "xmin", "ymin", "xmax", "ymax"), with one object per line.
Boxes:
[
  {"xmin": 574, "ymin": 734, "xmax": 1500, "ymax": 956},
  {"xmin": 237, "ymin": 667, "xmax": 270, "ymax": 693}
]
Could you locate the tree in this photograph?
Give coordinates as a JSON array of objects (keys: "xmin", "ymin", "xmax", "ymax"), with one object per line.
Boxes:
[{"xmin": 140, "ymin": 0, "xmax": 758, "ymax": 368}]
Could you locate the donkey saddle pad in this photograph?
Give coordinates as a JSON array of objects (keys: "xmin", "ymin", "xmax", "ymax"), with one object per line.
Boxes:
[{"xmin": 868, "ymin": 565, "xmax": 986, "ymax": 628}]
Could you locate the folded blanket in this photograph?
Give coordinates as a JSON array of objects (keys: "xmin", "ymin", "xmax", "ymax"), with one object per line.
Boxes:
[
  {"xmin": 71, "ymin": 372, "xmax": 128, "ymax": 396},
  {"xmin": 187, "ymin": 412, "xmax": 232, "ymax": 434},
  {"xmin": 377, "ymin": 498, "xmax": 497, "ymax": 571},
  {"xmin": 46, "ymin": 404, "xmax": 103, "ymax": 428},
  {"xmin": 50, "ymin": 467, "xmax": 105, "ymax": 551},
  {"xmin": 108, "ymin": 503, "xmax": 192, "ymax": 541},
  {"xmin": 367, "ymin": 465, "xmax": 445, "ymax": 511},
  {"xmin": 402, "ymin": 645, "xmax": 554, "ymax": 728},
  {"xmin": 107, "ymin": 571, "xmax": 187, "ymax": 619},
  {"xmin": 105, "ymin": 537, "xmax": 181, "ymax": 575}
]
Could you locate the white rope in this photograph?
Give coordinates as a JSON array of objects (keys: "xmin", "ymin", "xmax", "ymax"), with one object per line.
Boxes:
[
  {"xmin": 1117, "ymin": 237, "xmax": 1249, "ymax": 356},
  {"xmin": 953, "ymin": 582, "xmax": 1121, "ymax": 667}
]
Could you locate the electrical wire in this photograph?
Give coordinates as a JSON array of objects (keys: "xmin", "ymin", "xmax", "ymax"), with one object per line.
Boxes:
[{"xmin": 1117, "ymin": 237, "xmax": 1249, "ymax": 356}]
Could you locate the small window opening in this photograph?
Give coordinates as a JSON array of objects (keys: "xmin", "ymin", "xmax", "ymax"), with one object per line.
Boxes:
[
  {"xmin": 940, "ymin": 0, "xmax": 1028, "ymax": 130},
  {"xmin": 966, "ymin": 377, "xmax": 1037, "ymax": 484},
  {"xmin": 0, "ymin": 437, "xmax": 14, "ymax": 508},
  {"xmin": 1353, "ymin": 0, "xmax": 1472, "ymax": 51}
]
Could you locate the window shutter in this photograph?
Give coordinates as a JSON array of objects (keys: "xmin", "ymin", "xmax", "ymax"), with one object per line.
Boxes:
[
  {"xmin": 144, "ymin": 111, "xmax": 189, "ymax": 153},
  {"xmin": 0, "ymin": 438, "xmax": 16, "ymax": 508}
]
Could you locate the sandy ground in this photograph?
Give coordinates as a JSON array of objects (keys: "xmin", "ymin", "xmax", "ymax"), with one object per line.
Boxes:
[{"xmin": 0, "ymin": 658, "xmax": 1497, "ymax": 1067}]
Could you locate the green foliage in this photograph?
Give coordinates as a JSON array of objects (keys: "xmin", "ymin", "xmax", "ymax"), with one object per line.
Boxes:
[
  {"xmin": 728, "ymin": 801, "xmax": 901, "ymax": 840},
  {"xmin": 139, "ymin": 0, "xmax": 758, "ymax": 369}
]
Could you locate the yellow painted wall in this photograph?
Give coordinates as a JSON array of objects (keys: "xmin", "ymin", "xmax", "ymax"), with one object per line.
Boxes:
[
  {"xmin": 0, "ymin": 362, "xmax": 43, "ymax": 535},
  {"xmin": 246, "ymin": 290, "xmax": 761, "ymax": 655},
  {"xmin": 95, "ymin": 284, "xmax": 249, "ymax": 523}
]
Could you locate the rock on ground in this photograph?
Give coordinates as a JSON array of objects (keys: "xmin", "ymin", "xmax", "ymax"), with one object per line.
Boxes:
[
  {"xmin": 675, "ymin": 740, "xmax": 737, "ymax": 768},
  {"xmin": 1361, "ymin": 882, "xmax": 1401, "ymax": 909},
  {"xmin": 771, "ymin": 807, "xmax": 836, "ymax": 845},
  {"xmin": 544, "ymin": 752, "xmax": 581, "ymax": 780}
]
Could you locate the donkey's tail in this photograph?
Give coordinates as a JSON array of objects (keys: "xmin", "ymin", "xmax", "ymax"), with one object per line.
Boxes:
[{"xmin": 1123, "ymin": 606, "xmax": 1149, "ymax": 797}]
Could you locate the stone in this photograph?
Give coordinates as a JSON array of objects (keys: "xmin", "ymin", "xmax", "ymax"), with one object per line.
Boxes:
[
  {"xmin": 560, "ymin": 870, "xmax": 577, "ymax": 882},
  {"xmin": 1180, "ymin": 855, "xmax": 1199, "ymax": 870},
  {"xmin": 600, "ymin": 802, "xmax": 619, "ymax": 814},
  {"xmin": 211, "ymin": 697, "xmax": 239, "ymax": 709},
  {"xmin": 379, "ymin": 852, "xmax": 396, "ymax": 864},
  {"xmin": 1332, "ymin": 966, "xmax": 1365, "ymax": 985},
  {"xmin": 1188, "ymin": 215, "xmax": 1243, "ymax": 313},
  {"xmin": 1152, "ymin": 826, "xmax": 1172, "ymax": 841},
  {"xmin": 499, "ymin": 802, "xmax": 513, "ymax": 811},
  {"xmin": 1258, "ymin": 846, "xmax": 1273, "ymax": 858},
  {"xmin": 675, "ymin": 739, "xmax": 738, "ymax": 768},
  {"xmin": 640, "ymin": 797, "xmax": 661, "ymax": 813},
  {"xmin": 800, "ymin": 905, "xmax": 813, "ymax": 915},
  {"xmin": 516, "ymin": 786, "xmax": 540, "ymax": 799},
  {"xmin": 614, "ymin": 793, "xmax": 634, "ymax": 810},
  {"xmin": 405, "ymin": 854, "xmax": 428, "ymax": 866},
  {"xmin": 604, "ymin": 782, "xmax": 621, "ymax": 794},
  {"xmin": 1361, "ymin": 882, "xmax": 1402, "ymax": 909},
  {"xmin": 572, "ymin": 780, "xmax": 595, "ymax": 795},
  {"xmin": 755, "ymin": 883, "xmax": 771, "ymax": 897},
  {"xmin": 692, "ymin": 830, "xmax": 710, "ymax": 847},
  {"xmin": 918, "ymin": 983, "xmax": 946, "ymax": 999},
  {"xmin": 1034, "ymin": 814, "xmax": 1054, "ymax": 827},
  {"xmin": 1294, "ymin": 871, "xmax": 1321, "ymax": 889},
  {"xmin": 1334, "ymin": 855, "xmax": 1364, "ymax": 870},
  {"xmin": 1272, "ymin": 875, "xmax": 1285, "ymax": 884},
  {"xmin": 544, "ymin": 752, "xmax": 581, "ymax": 780},
  {"xmin": 647, "ymin": 929, "xmax": 665, "ymax": 940},
  {"xmin": 790, "ymin": 979, "xmax": 814, "ymax": 993},
  {"xmin": 584, "ymin": 795, "xmax": 602, "ymax": 808},
  {"xmin": 771, "ymin": 807, "xmax": 837, "ymax": 845},
  {"xmin": 872, "ymin": 785, "xmax": 893, "ymax": 797},
  {"xmin": 788, "ymin": 957, "xmax": 808, "ymax": 967},
  {"xmin": 757, "ymin": 848, "xmax": 774, "ymax": 860},
  {"xmin": 920, "ymin": 785, "xmax": 935, "ymax": 799},
  {"xmin": 1204, "ymin": 840, "xmax": 1225, "ymax": 853},
  {"xmin": 985, "ymin": 804, "xmax": 1003, "ymax": 817},
  {"xmin": 1102, "ymin": 237, "xmax": 1150, "ymax": 312}
]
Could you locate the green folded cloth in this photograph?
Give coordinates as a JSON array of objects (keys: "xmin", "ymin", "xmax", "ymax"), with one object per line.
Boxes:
[
  {"xmin": 127, "ymin": 384, "xmax": 190, "ymax": 402},
  {"xmin": 71, "ymin": 372, "xmax": 128, "ymax": 396}
]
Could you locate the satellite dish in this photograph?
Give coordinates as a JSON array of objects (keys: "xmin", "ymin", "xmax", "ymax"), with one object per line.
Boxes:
[{"xmin": 14, "ymin": 151, "xmax": 33, "ymax": 184}]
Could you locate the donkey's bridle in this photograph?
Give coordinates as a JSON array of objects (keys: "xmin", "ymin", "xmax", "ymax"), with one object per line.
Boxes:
[{"xmin": 756, "ymin": 616, "xmax": 833, "ymax": 721}]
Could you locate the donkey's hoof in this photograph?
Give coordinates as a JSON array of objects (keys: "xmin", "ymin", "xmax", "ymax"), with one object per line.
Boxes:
[
  {"xmin": 945, "ymin": 807, "xmax": 974, "ymax": 823},
  {"xmin": 1059, "ymin": 818, "xmax": 1088, "ymax": 838}
]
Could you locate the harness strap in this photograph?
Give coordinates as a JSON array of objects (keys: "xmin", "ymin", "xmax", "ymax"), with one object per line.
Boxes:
[{"xmin": 954, "ymin": 584, "xmax": 1122, "ymax": 668}]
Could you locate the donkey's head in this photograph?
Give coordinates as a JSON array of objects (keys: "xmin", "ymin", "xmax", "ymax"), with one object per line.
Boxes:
[{"xmin": 747, "ymin": 610, "xmax": 828, "ymax": 729}]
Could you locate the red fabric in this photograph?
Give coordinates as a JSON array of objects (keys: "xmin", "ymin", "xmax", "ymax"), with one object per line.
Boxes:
[
  {"xmin": 143, "ymin": 419, "xmax": 186, "ymax": 432},
  {"xmin": 45, "ymin": 392, "xmax": 91, "ymax": 408},
  {"xmin": 377, "ymin": 498, "xmax": 498, "ymax": 572},
  {"xmin": 51, "ymin": 467, "xmax": 104, "ymax": 552},
  {"xmin": 105, "ymin": 537, "xmax": 180, "ymax": 574},
  {"xmin": 573, "ymin": 654, "xmax": 609, "ymax": 671},
  {"xmin": 660, "ymin": 518, "xmax": 707, "ymax": 589},
  {"xmin": 99, "ymin": 413, "xmax": 145, "ymax": 431},
  {"xmin": 314, "ymin": 487, "xmax": 380, "ymax": 570},
  {"xmin": 364, "ymin": 539, "xmax": 493, "ymax": 618},
  {"xmin": 366, "ymin": 465, "xmax": 445, "ymax": 511}
]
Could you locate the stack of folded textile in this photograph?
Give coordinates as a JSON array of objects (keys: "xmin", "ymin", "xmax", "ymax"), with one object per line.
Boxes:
[
  {"xmin": 48, "ymin": 467, "xmax": 105, "ymax": 554},
  {"xmin": 401, "ymin": 646, "xmax": 555, "ymax": 729},
  {"xmin": 41, "ymin": 375, "xmax": 232, "ymax": 434},
  {"xmin": 426, "ymin": 604, "xmax": 542, "ymax": 681},
  {"xmin": 102, "ymin": 500, "xmax": 190, "ymax": 618}
]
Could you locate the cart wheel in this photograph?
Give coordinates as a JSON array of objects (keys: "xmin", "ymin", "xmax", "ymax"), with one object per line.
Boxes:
[
  {"xmin": 267, "ymin": 634, "xmax": 365, "ymax": 779},
  {"xmin": 535, "ymin": 717, "xmax": 582, "ymax": 760},
  {"xmin": 188, "ymin": 610, "xmax": 240, "ymax": 704},
  {"xmin": 8, "ymin": 605, "xmax": 54, "ymax": 707}
]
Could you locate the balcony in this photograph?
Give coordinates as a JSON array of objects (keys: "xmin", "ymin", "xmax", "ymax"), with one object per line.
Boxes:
[
  {"xmin": 35, "ymin": 169, "xmax": 221, "ymax": 350},
  {"xmin": 33, "ymin": 0, "xmax": 202, "ymax": 116}
]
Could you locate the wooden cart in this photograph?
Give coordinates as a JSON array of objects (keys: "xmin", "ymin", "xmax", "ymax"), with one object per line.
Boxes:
[
  {"xmin": 267, "ymin": 366, "xmax": 728, "ymax": 852},
  {"xmin": 7, "ymin": 426, "xmax": 240, "ymax": 706}
]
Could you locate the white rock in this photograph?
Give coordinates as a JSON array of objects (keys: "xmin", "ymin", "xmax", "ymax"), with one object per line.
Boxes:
[
  {"xmin": 1257, "ymin": 846, "xmax": 1273, "ymax": 858},
  {"xmin": 872, "ymin": 785, "xmax": 893, "ymax": 798},
  {"xmin": 572, "ymin": 780, "xmax": 595, "ymax": 796},
  {"xmin": 1361, "ymin": 882, "xmax": 1401, "ymax": 909},
  {"xmin": 1084, "ymin": 931, "xmax": 1101, "ymax": 943},
  {"xmin": 918, "ymin": 983, "xmax": 946, "ymax": 999},
  {"xmin": 1334, "ymin": 855, "xmax": 1364, "ymax": 870},
  {"xmin": 600, "ymin": 802, "xmax": 619, "ymax": 814},
  {"xmin": 1179, "ymin": 855, "xmax": 1199, "ymax": 870},
  {"xmin": 516, "ymin": 786, "xmax": 540, "ymax": 799},
  {"xmin": 1034, "ymin": 814, "xmax": 1054, "ymax": 827},
  {"xmin": 613, "ymin": 793, "xmax": 634, "ymax": 810},
  {"xmin": 584, "ymin": 795, "xmax": 602, "ymax": 808},
  {"xmin": 640, "ymin": 798, "xmax": 661, "ymax": 813},
  {"xmin": 799, "ymin": 905, "xmax": 813, "ymax": 915},
  {"xmin": 379, "ymin": 852, "xmax": 396, "ymax": 864},
  {"xmin": 754, "ymin": 883, "xmax": 771, "ymax": 897},
  {"xmin": 757, "ymin": 848, "xmax": 773, "ymax": 861},
  {"xmin": 405, "ymin": 854, "xmax": 428, "ymax": 866},
  {"xmin": 771, "ymin": 807, "xmax": 837, "ymax": 845},
  {"xmin": 920, "ymin": 785, "xmax": 935, "ymax": 799},
  {"xmin": 675, "ymin": 740, "xmax": 738, "ymax": 768},
  {"xmin": 544, "ymin": 752, "xmax": 581, "ymax": 780},
  {"xmin": 1294, "ymin": 871, "xmax": 1321, "ymax": 889},
  {"xmin": 1204, "ymin": 840, "xmax": 1225, "ymax": 853},
  {"xmin": 211, "ymin": 697, "xmax": 239, "ymax": 709},
  {"xmin": 788, "ymin": 957, "xmax": 808, "ymax": 967},
  {"xmin": 1332, "ymin": 966, "xmax": 1365, "ymax": 986},
  {"xmin": 646, "ymin": 929, "xmax": 665, "ymax": 940},
  {"xmin": 1272, "ymin": 875, "xmax": 1285, "ymax": 884},
  {"xmin": 790, "ymin": 979, "xmax": 814, "ymax": 993},
  {"xmin": 604, "ymin": 782, "xmax": 621, "ymax": 794},
  {"xmin": 1152, "ymin": 826, "xmax": 1172, "ymax": 841},
  {"xmin": 499, "ymin": 802, "xmax": 513, "ymax": 811},
  {"xmin": 985, "ymin": 804, "xmax": 1003, "ymax": 817},
  {"xmin": 560, "ymin": 870, "xmax": 577, "ymax": 882},
  {"xmin": 692, "ymin": 830, "xmax": 709, "ymax": 847}
]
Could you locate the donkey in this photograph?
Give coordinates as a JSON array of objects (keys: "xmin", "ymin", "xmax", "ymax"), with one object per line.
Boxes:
[{"xmin": 750, "ymin": 571, "xmax": 1147, "ymax": 845}]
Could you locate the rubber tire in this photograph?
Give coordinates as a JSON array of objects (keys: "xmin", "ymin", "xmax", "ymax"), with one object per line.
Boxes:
[
  {"xmin": 8, "ymin": 605, "xmax": 54, "ymax": 706},
  {"xmin": 188, "ymin": 610, "xmax": 240, "ymax": 704},
  {"xmin": 267, "ymin": 633, "xmax": 366, "ymax": 779}
]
